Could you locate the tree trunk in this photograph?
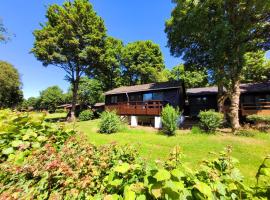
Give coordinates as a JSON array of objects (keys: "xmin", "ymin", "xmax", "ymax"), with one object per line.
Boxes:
[
  {"xmin": 217, "ymin": 83, "xmax": 224, "ymax": 113},
  {"xmin": 70, "ymin": 79, "xmax": 79, "ymax": 121},
  {"xmin": 229, "ymin": 79, "xmax": 241, "ymax": 131}
]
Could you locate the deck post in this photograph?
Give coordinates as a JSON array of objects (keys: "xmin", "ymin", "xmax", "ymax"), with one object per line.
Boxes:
[
  {"xmin": 154, "ymin": 116, "xmax": 162, "ymax": 129},
  {"xmin": 131, "ymin": 116, "xmax": 138, "ymax": 127}
]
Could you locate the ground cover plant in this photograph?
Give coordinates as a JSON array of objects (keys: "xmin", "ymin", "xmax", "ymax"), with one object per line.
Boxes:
[
  {"xmin": 0, "ymin": 109, "xmax": 75, "ymax": 163},
  {"xmin": 247, "ymin": 115, "xmax": 270, "ymax": 132}
]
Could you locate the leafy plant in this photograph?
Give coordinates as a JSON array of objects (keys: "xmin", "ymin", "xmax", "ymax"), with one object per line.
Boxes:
[
  {"xmin": 199, "ymin": 110, "xmax": 224, "ymax": 133},
  {"xmin": 247, "ymin": 114, "xmax": 270, "ymax": 132},
  {"xmin": 78, "ymin": 110, "xmax": 94, "ymax": 121},
  {"xmin": 161, "ymin": 105, "xmax": 180, "ymax": 135},
  {"xmin": 99, "ymin": 111, "xmax": 121, "ymax": 134},
  {"xmin": 0, "ymin": 109, "xmax": 74, "ymax": 162}
]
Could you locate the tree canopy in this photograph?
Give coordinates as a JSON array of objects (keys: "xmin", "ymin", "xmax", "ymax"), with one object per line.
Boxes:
[
  {"xmin": 122, "ymin": 40, "xmax": 165, "ymax": 85},
  {"xmin": 0, "ymin": 18, "xmax": 8, "ymax": 43},
  {"xmin": 170, "ymin": 64, "xmax": 208, "ymax": 88},
  {"xmin": 166, "ymin": 0, "xmax": 270, "ymax": 130},
  {"xmin": 0, "ymin": 61, "xmax": 23, "ymax": 108},
  {"xmin": 77, "ymin": 77, "xmax": 104, "ymax": 106},
  {"xmin": 242, "ymin": 51, "xmax": 270, "ymax": 83},
  {"xmin": 95, "ymin": 37, "xmax": 123, "ymax": 91},
  {"xmin": 39, "ymin": 86, "xmax": 64, "ymax": 112},
  {"xmin": 32, "ymin": 0, "xmax": 106, "ymax": 119}
]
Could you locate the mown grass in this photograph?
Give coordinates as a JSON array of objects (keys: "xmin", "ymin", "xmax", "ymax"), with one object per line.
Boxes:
[
  {"xmin": 72, "ymin": 119, "xmax": 270, "ymax": 185},
  {"xmin": 45, "ymin": 112, "xmax": 270, "ymax": 185}
]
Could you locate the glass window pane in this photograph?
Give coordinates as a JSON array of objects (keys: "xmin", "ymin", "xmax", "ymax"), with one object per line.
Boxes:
[{"xmin": 143, "ymin": 93, "xmax": 152, "ymax": 101}]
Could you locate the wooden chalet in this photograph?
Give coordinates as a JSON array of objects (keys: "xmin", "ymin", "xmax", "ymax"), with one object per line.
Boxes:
[
  {"xmin": 104, "ymin": 81, "xmax": 185, "ymax": 128},
  {"xmin": 187, "ymin": 81, "xmax": 270, "ymax": 117}
]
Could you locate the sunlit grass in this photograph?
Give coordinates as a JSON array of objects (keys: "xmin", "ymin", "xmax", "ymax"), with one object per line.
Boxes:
[{"xmin": 70, "ymin": 118, "xmax": 270, "ymax": 185}]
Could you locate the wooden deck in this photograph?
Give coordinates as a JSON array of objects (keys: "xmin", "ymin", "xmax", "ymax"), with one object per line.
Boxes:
[
  {"xmin": 241, "ymin": 102, "xmax": 270, "ymax": 116},
  {"xmin": 105, "ymin": 101, "xmax": 163, "ymax": 116}
]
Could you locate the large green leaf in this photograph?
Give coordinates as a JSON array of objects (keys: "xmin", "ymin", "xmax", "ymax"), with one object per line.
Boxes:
[
  {"xmin": 154, "ymin": 169, "xmax": 171, "ymax": 182},
  {"xmin": 2, "ymin": 147, "xmax": 14, "ymax": 155},
  {"xmin": 114, "ymin": 163, "xmax": 130, "ymax": 174},
  {"xmin": 11, "ymin": 140, "xmax": 23, "ymax": 147},
  {"xmin": 194, "ymin": 182, "xmax": 212, "ymax": 199}
]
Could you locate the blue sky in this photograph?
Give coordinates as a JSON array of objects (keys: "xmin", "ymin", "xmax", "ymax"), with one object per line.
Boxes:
[{"xmin": 0, "ymin": 0, "xmax": 181, "ymax": 98}]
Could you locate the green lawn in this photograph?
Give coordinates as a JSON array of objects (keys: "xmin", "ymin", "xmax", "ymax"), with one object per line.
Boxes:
[{"xmin": 70, "ymin": 119, "xmax": 270, "ymax": 185}]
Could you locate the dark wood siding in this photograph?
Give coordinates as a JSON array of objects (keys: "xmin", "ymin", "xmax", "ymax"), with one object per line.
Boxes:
[{"xmin": 188, "ymin": 94, "xmax": 218, "ymax": 117}]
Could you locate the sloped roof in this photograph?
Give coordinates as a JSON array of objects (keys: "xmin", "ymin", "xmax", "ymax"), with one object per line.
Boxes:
[
  {"xmin": 187, "ymin": 81, "xmax": 270, "ymax": 96},
  {"xmin": 105, "ymin": 81, "xmax": 182, "ymax": 95}
]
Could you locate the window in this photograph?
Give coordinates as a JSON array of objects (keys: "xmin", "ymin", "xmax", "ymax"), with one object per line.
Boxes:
[
  {"xmin": 195, "ymin": 97, "xmax": 207, "ymax": 104},
  {"xmin": 111, "ymin": 96, "xmax": 117, "ymax": 104},
  {"xmin": 153, "ymin": 92, "xmax": 164, "ymax": 100},
  {"xmin": 143, "ymin": 93, "xmax": 152, "ymax": 101}
]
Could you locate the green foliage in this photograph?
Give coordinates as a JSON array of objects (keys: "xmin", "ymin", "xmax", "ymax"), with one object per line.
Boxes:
[
  {"xmin": 95, "ymin": 37, "xmax": 124, "ymax": 91},
  {"xmin": 2, "ymin": 140, "xmax": 269, "ymax": 199},
  {"xmin": 191, "ymin": 126, "xmax": 205, "ymax": 134},
  {"xmin": 0, "ymin": 61, "xmax": 23, "ymax": 108},
  {"xmin": 242, "ymin": 51, "xmax": 270, "ymax": 83},
  {"xmin": 166, "ymin": 0, "xmax": 270, "ymax": 130},
  {"xmin": 247, "ymin": 115, "xmax": 270, "ymax": 132},
  {"xmin": 199, "ymin": 110, "xmax": 224, "ymax": 133},
  {"xmin": 77, "ymin": 77, "xmax": 104, "ymax": 106},
  {"xmin": 32, "ymin": 0, "xmax": 107, "ymax": 119},
  {"xmin": 170, "ymin": 64, "xmax": 208, "ymax": 88},
  {"xmin": 78, "ymin": 110, "xmax": 94, "ymax": 121},
  {"xmin": 99, "ymin": 111, "xmax": 121, "ymax": 134},
  {"xmin": 39, "ymin": 86, "xmax": 64, "ymax": 112},
  {"xmin": 161, "ymin": 105, "xmax": 180, "ymax": 135},
  {"xmin": 122, "ymin": 40, "xmax": 165, "ymax": 85},
  {"xmin": 0, "ymin": 109, "xmax": 74, "ymax": 163},
  {"xmin": 0, "ymin": 135, "xmax": 141, "ymax": 199},
  {"xmin": 22, "ymin": 96, "xmax": 41, "ymax": 110}
]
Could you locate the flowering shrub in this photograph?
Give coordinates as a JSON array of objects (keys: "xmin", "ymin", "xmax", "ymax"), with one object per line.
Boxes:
[
  {"xmin": 1, "ymin": 137, "xmax": 270, "ymax": 199},
  {"xmin": 0, "ymin": 109, "xmax": 75, "ymax": 163}
]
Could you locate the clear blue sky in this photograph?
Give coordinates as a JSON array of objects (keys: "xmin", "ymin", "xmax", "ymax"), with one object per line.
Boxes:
[{"xmin": 0, "ymin": 0, "xmax": 181, "ymax": 98}]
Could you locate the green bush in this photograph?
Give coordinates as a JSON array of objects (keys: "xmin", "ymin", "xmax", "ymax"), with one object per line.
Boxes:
[
  {"xmin": 161, "ymin": 105, "xmax": 180, "ymax": 135},
  {"xmin": 0, "ymin": 109, "xmax": 75, "ymax": 163},
  {"xmin": 199, "ymin": 110, "xmax": 224, "ymax": 133},
  {"xmin": 247, "ymin": 115, "xmax": 270, "ymax": 132},
  {"xmin": 235, "ymin": 129, "xmax": 256, "ymax": 137},
  {"xmin": 78, "ymin": 109, "xmax": 94, "ymax": 121},
  {"xmin": 99, "ymin": 111, "xmax": 121, "ymax": 134}
]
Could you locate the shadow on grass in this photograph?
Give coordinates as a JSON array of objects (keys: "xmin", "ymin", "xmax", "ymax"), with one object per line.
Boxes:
[{"xmin": 45, "ymin": 116, "xmax": 67, "ymax": 123}]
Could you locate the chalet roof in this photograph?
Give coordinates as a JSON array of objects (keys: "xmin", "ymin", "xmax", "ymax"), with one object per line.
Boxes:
[
  {"xmin": 187, "ymin": 81, "xmax": 270, "ymax": 96},
  {"xmin": 105, "ymin": 81, "xmax": 182, "ymax": 95}
]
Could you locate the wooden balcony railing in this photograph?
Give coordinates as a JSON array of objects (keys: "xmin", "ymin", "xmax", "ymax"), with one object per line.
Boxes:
[
  {"xmin": 105, "ymin": 101, "xmax": 163, "ymax": 116},
  {"xmin": 241, "ymin": 102, "xmax": 270, "ymax": 116}
]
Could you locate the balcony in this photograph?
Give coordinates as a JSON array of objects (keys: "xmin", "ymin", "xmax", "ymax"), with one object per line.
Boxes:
[
  {"xmin": 105, "ymin": 101, "xmax": 163, "ymax": 116},
  {"xmin": 241, "ymin": 102, "xmax": 270, "ymax": 116}
]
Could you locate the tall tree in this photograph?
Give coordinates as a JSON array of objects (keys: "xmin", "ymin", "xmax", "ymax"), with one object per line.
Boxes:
[
  {"xmin": 166, "ymin": 0, "xmax": 270, "ymax": 130},
  {"xmin": 94, "ymin": 37, "xmax": 123, "ymax": 91},
  {"xmin": 0, "ymin": 61, "xmax": 23, "ymax": 108},
  {"xmin": 170, "ymin": 64, "xmax": 208, "ymax": 88},
  {"xmin": 39, "ymin": 86, "xmax": 64, "ymax": 112},
  {"xmin": 32, "ymin": 0, "xmax": 106, "ymax": 120},
  {"xmin": 242, "ymin": 51, "xmax": 270, "ymax": 83},
  {"xmin": 122, "ymin": 40, "xmax": 165, "ymax": 85},
  {"xmin": 77, "ymin": 77, "xmax": 104, "ymax": 106}
]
